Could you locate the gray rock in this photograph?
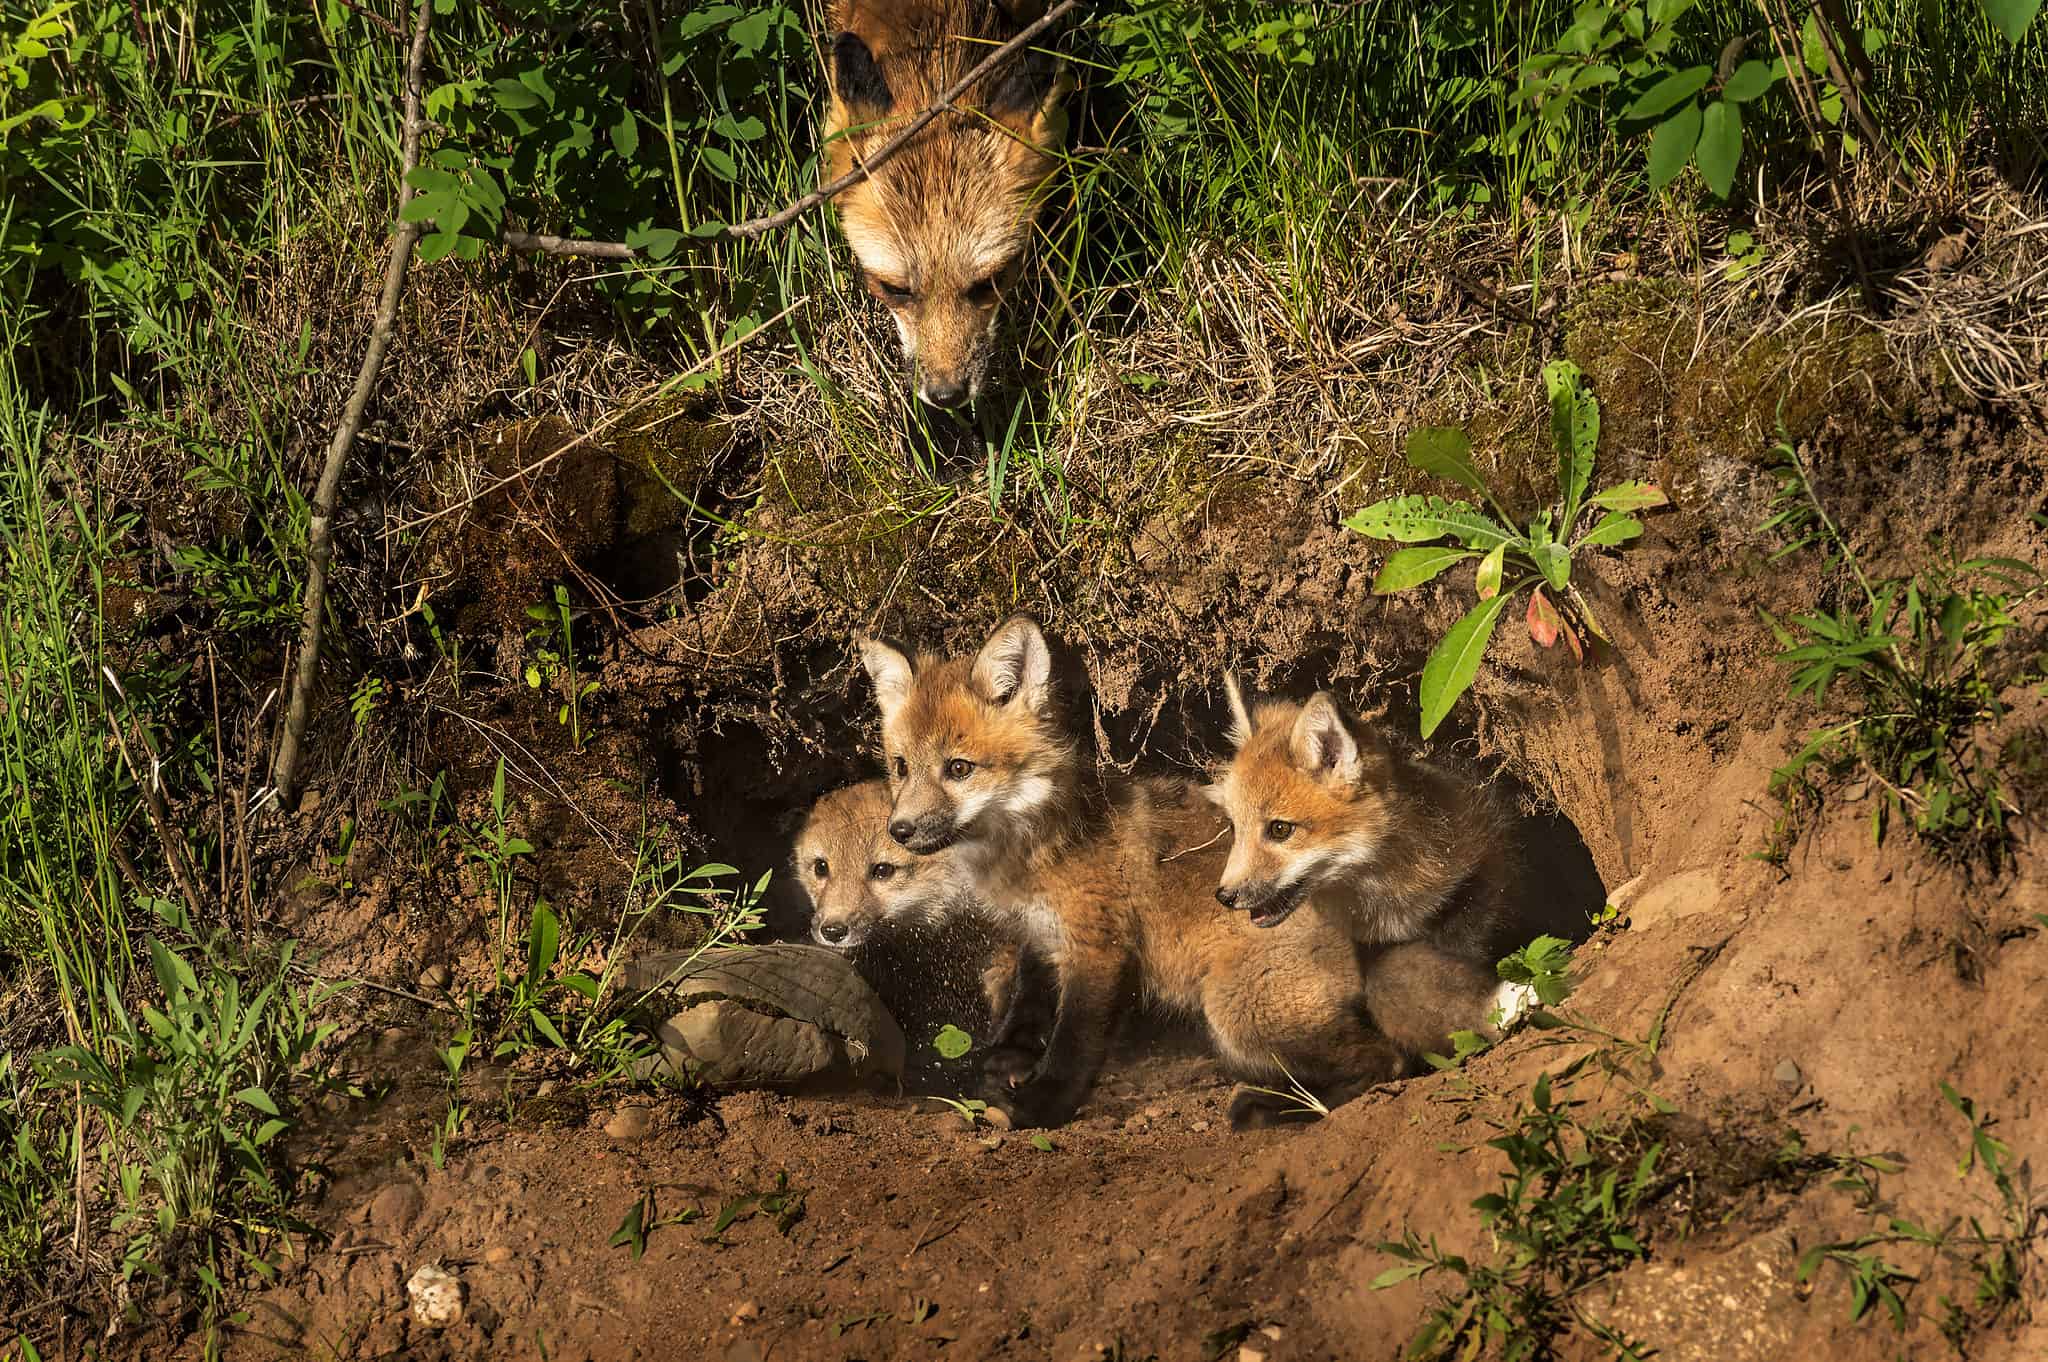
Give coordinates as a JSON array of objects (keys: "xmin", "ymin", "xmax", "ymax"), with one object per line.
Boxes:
[{"xmin": 1773, "ymin": 1060, "xmax": 1803, "ymax": 1090}]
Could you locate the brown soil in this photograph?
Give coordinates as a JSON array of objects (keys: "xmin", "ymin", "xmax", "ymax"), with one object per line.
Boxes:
[{"xmin": 92, "ymin": 276, "xmax": 2048, "ymax": 1361}]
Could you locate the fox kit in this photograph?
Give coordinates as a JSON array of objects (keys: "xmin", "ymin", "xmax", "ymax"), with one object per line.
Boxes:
[
  {"xmin": 859, "ymin": 617, "xmax": 1458, "ymax": 1127},
  {"xmin": 793, "ymin": 779, "xmax": 1027, "ymax": 1030},
  {"xmin": 1207, "ymin": 676, "xmax": 1572, "ymax": 983},
  {"xmin": 821, "ymin": 0, "xmax": 1070, "ymax": 410}
]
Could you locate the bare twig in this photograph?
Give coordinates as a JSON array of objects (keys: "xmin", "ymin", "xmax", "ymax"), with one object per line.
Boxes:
[
  {"xmin": 479, "ymin": 6, "xmax": 1074, "ymax": 265},
  {"xmin": 271, "ymin": 0, "xmax": 434, "ymax": 813},
  {"xmin": 722, "ymin": 0, "xmax": 1078, "ymax": 239},
  {"xmin": 101, "ymin": 668, "xmax": 213, "ymax": 921},
  {"xmin": 503, "ymin": 230, "xmax": 640, "ymax": 260}
]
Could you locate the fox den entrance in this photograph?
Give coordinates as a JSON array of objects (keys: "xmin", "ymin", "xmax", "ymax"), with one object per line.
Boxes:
[{"xmin": 670, "ymin": 616, "xmax": 1609, "ymax": 1130}]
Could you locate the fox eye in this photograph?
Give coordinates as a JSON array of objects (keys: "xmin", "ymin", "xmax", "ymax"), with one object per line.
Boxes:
[
  {"xmin": 892, "ymin": 755, "xmax": 907, "ymax": 779},
  {"xmin": 944, "ymin": 758, "xmax": 976, "ymax": 781},
  {"xmin": 872, "ymin": 276, "xmax": 913, "ymax": 304},
  {"xmin": 965, "ymin": 276, "xmax": 999, "ymax": 306},
  {"xmin": 1265, "ymin": 819, "xmax": 1295, "ymax": 842},
  {"xmin": 812, "ymin": 857, "xmax": 830, "ymax": 878},
  {"xmin": 869, "ymin": 862, "xmax": 897, "ymax": 881}
]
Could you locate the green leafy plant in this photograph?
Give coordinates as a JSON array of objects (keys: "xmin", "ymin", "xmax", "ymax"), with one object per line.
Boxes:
[
  {"xmin": 525, "ymin": 585, "xmax": 598, "ymax": 753},
  {"xmin": 932, "ymin": 1024, "xmax": 975, "ymax": 1060},
  {"xmin": 1347, "ymin": 360, "xmax": 1667, "ymax": 737},
  {"xmin": 1497, "ymin": 935, "xmax": 1576, "ymax": 1009},
  {"xmin": 704, "ymin": 1171, "xmax": 806, "ymax": 1243},
  {"xmin": 1760, "ymin": 441, "xmax": 2044, "ymax": 867},
  {"xmin": 1375, "ymin": 1069, "xmax": 1663, "ymax": 1361},
  {"xmin": 36, "ymin": 938, "xmax": 344, "ymax": 1326},
  {"xmin": 608, "ymin": 1188, "xmax": 700, "ymax": 1261}
]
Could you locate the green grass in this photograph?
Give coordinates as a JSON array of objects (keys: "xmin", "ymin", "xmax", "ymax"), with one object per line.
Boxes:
[{"xmin": 2, "ymin": 0, "xmax": 2046, "ymax": 1349}]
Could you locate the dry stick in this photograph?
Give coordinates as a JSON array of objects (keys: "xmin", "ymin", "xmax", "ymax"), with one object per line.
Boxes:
[
  {"xmin": 1806, "ymin": 0, "xmax": 1905, "ymax": 193},
  {"xmin": 271, "ymin": 0, "xmax": 434, "ymax": 814},
  {"xmin": 101, "ymin": 669, "xmax": 214, "ymax": 923},
  {"xmin": 495, "ymin": 0, "xmax": 1081, "ymax": 258}
]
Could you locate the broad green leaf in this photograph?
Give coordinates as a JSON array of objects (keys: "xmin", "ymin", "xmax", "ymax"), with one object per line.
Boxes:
[
  {"xmin": 1648, "ymin": 101, "xmax": 1702, "ymax": 191},
  {"xmin": 1419, "ymin": 591, "xmax": 1513, "ymax": 738},
  {"xmin": 417, "ymin": 230, "xmax": 460, "ymax": 264},
  {"xmin": 611, "ymin": 113, "xmax": 639, "ymax": 158},
  {"xmin": 527, "ymin": 901, "xmax": 561, "ymax": 981},
  {"xmin": 1980, "ymin": 0, "xmax": 2045, "ymax": 43},
  {"xmin": 1344, "ymin": 496, "xmax": 1513, "ymax": 551},
  {"xmin": 1541, "ymin": 359, "xmax": 1593, "ymax": 518},
  {"xmin": 529, "ymin": 1009, "xmax": 568, "ymax": 1049},
  {"xmin": 490, "ymin": 78, "xmax": 542, "ymax": 111},
  {"xmin": 1374, "ymin": 547, "xmax": 1476, "ymax": 593},
  {"xmin": 932, "ymin": 1024, "xmax": 973, "ymax": 1059},
  {"xmin": 1579, "ymin": 512, "xmax": 1643, "ymax": 547},
  {"xmin": 403, "ymin": 166, "xmax": 461, "ymax": 194},
  {"xmin": 1534, "ymin": 541, "xmax": 1571, "ymax": 591},
  {"xmin": 1474, "ymin": 544, "xmax": 1505, "ymax": 600},
  {"xmin": 1029, "ymin": 1133, "xmax": 1055, "ymax": 1152},
  {"xmin": 234, "ymin": 1086, "xmax": 280, "ymax": 1116},
  {"xmin": 1625, "ymin": 64, "xmax": 1711, "ymax": 119},
  {"xmin": 1404, "ymin": 426, "xmax": 1485, "ymax": 494},
  {"xmin": 1696, "ymin": 100, "xmax": 1743, "ymax": 198},
  {"xmin": 1721, "ymin": 58, "xmax": 1778, "ymax": 102},
  {"xmin": 1586, "ymin": 481, "xmax": 1668, "ymax": 511}
]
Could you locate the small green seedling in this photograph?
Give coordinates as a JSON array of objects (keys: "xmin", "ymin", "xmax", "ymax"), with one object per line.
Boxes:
[
  {"xmin": 1029, "ymin": 1133, "xmax": 1055, "ymax": 1152},
  {"xmin": 932, "ymin": 1024, "xmax": 974, "ymax": 1060},
  {"xmin": 931, "ymin": 1095, "xmax": 992, "ymax": 1127},
  {"xmin": 1497, "ymin": 935, "xmax": 1575, "ymax": 1009},
  {"xmin": 1346, "ymin": 361, "xmax": 1666, "ymax": 737},
  {"xmin": 609, "ymin": 1190, "xmax": 701, "ymax": 1260}
]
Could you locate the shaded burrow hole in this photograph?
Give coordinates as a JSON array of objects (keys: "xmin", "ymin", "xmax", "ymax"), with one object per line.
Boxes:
[{"xmin": 649, "ymin": 631, "xmax": 1612, "ymax": 1057}]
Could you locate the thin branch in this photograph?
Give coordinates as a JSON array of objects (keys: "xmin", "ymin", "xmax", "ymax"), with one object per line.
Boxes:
[
  {"xmin": 100, "ymin": 668, "xmax": 214, "ymax": 922},
  {"xmin": 271, "ymin": 0, "xmax": 435, "ymax": 813},
  {"xmin": 483, "ymin": 3, "xmax": 1077, "ymax": 261},
  {"xmin": 722, "ymin": 0, "xmax": 1079, "ymax": 239},
  {"xmin": 503, "ymin": 229, "xmax": 639, "ymax": 259}
]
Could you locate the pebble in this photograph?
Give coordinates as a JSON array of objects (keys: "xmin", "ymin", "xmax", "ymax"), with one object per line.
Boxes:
[
  {"xmin": 729, "ymin": 1301, "xmax": 760, "ymax": 1325},
  {"xmin": 1123, "ymin": 1114, "xmax": 1150, "ymax": 1134},
  {"xmin": 367, "ymin": 1180, "xmax": 423, "ymax": 1235},
  {"xmin": 536, "ymin": 1079, "xmax": 558, "ymax": 1098},
  {"xmin": 482, "ymin": 1245, "xmax": 515, "ymax": 1266},
  {"xmin": 406, "ymin": 1262, "xmax": 464, "ymax": 1329},
  {"xmin": 1191, "ymin": 1120, "xmax": 1212, "ymax": 1134},
  {"xmin": 982, "ymin": 1106, "xmax": 1013, "ymax": 1131},
  {"xmin": 418, "ymin": 963, "xmax": 451, "ymax": 992},
  {"xmin": 1237, "ymin": 1348, "xmax": 1266, "ymax": 1362},
  {"xmin": 1773, "ymin": 1060, "xmax": 1803, "ymax": 1090},
  {"xmin": 605, "ymin": 1105, "xmax": 652, "ymax": 1141},
  {"xmin": 1143, "ymin": 1106, "xmax": 1164, "ymax": 1120}
]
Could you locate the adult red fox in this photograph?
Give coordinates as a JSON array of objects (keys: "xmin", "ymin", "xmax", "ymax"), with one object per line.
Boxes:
[{"xmin": 820, "ymin": 1, "xmax": 1070, "ymax": 410}]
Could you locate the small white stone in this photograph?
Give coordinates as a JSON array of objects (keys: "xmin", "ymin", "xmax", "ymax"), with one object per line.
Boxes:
[{"xmin": 406, "ymin": 1262, "xmax": 464, "ymax": 1330}]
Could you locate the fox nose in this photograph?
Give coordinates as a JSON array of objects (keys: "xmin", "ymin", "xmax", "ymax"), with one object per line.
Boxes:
[
  {"xmin": 889, "ymin": 819, "xmax": 915, "ymax": 846},
  {"xmin": 920, "ymin": 376, "xmax": 970, "ymax": 409},
  {"xmin": 1216, "ymin": 886, "xmax": 1239, "ymax": 908},
  {"xmin": 818, "ymin": 921, "xmax": 849, "ymax": 945}
]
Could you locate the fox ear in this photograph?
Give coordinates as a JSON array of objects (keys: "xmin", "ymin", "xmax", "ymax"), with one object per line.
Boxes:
[
  {"xmin": 1291, "ymin": 693, "xmax": 1362, "ymax": 785},
  {"xmin": 1221, "ymin": 670, "xmax": 1255, "ymax": 749},
  {"xmin": 830, "ymin": 32, "xmax": 894, "ymax": 119},
  {"xmin": 972, "ymin": 616, "xmax": 1052, "ymax": 710},
  {"xmin": 1199, "ymin": 780, "xmax": 1229, "ymax": 808},
  {"xmin": 858, "ymin": 636, "xmax": 915, "ymax": 722}
]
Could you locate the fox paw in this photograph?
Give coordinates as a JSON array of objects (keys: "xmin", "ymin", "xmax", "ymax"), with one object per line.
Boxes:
[{"xmin": 980, "ymin": 1073, "xmax": 1077, "ymax": 1130}]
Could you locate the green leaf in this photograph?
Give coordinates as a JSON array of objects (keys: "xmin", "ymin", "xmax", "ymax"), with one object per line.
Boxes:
[
  {"xmin": 1625, "ymin": 64, "xmax": 1712, "ymax": 119},
  {"xmin": 1419, "ymin": 591, "xmax": 1514, "ymax": 739},
  {"xmin": 1696, "ymin": 100, "xmax": 1743, "ymax": 198},
  {"xmin": 417, "ymin": 230, "xmax": 461, "ymax": 264},
  {"xmin": 1374, "ymin": 547, "xmax": 1476, "ymax": 593},
  {"xmin": 1404, "ymin": 426, "xmax": 1485, "ymax": 495},
  {"xmin": 490, "ymin": 78, "xmax": 542, "ymax": 111},
  {"xmin": 1648, "ymin": 101, "xmax": 1702, "ymax": 191},
  {"xmin": 1474, "ymin": 544, "xmax": 1505, "ymax": 600},
  {"xmin": 932, "ymin": 1024, "xmax": 973, "ymax": 1059},
  {"xmin": 1371, "ymin": 1261, "xmax": 1432, "ymax": 1289},
  {"xmin": 234, "ymin": 1086, "xmax": 280, "ymax": 1116},
  {"xmin": 611, "ymin": 112, "xmax": 640, "ymax": 158},
  {"xmin": 1534, "ymin": 541, "xmax": 1571, "ymax": 591},
  {"xmin": 1579, "ymin": 512, "xmax": 1643, "ymax": 547},
  {"xmin": 1586, "ymin": 481, "xmax": 1668, "ymax": 511},
  {"xmin": 1029, "ymin": 1133, "xmax": 1055, "ymax": 1152},
  {"xmin": 1721, "ymin": 58, "xmax": 1778, "ymax": 102},
  {"xmin": 1979, "ymin": 0, "xmax": 2045, "ymax": 43},
  {"xmin": 1343, "ymin": 496, "xmax": 1513, "ymax": 551}
]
